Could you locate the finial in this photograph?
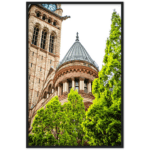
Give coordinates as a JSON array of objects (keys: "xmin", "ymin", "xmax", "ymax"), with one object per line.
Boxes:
[{"xmin": 76, "ymin": 32, "xmax": 79, "ymax": 41}]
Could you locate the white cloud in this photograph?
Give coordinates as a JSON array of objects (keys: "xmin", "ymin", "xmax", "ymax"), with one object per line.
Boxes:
[{"xmin": 61, "ymin": 4, "xmax": 121, "ymax": 71}]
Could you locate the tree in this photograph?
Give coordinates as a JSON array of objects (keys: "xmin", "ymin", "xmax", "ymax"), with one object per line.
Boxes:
[
  {"xmin": 28, "ymin": 89, "xmax": 86, "ymax": 146},
  {"xmin": 28, "ymin": 96, "xmax": 61, "ymax": 146},
  {"xmin": 60, "ymin": 89, "xmax": 86, "ymax": 146},
  {"xmin": 82, "ymin": 10, "xmax": 121, "ymax": 146}
]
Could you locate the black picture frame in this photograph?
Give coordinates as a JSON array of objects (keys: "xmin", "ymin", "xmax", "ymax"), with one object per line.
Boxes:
[{"xmin": 24, "ymin": 1, "xmax": 126, "ymax": 149}]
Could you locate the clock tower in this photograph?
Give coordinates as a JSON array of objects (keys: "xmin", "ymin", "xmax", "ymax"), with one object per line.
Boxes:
[
  {"xmin": 41, "ymin": 4, "xmax": 63, "ymax": 16},
  {"xmin": 28, "ymin": 4, "xmax": 70, "ymax": 129}
]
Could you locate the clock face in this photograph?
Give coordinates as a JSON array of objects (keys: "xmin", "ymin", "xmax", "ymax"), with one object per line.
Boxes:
[{"xmin": 42, "ymin": 4, "xmax": 57, "ymax": 12}]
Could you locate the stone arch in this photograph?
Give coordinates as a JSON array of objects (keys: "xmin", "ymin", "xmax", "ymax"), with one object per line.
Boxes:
[
  {"xmin": 48, "ymin": 17, "xmax": 52, "ymax": 23},
  {"xmin": 35, "ymin": 10, "xmax": 41, "ymax": 17},
  {"xmin": 42, "ymin": 14, "xmax": 47, "ymax": 20}
]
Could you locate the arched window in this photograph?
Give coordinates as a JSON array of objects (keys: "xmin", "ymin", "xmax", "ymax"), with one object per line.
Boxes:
[
  {"xmin": 53, "ymin": 20, "xmax": 57, "ymax": 26},
  {"xmin": 32, "ymin": 26, "xmax": 39, "ymax": 45},
  {"xmin": 68, "ymin": 80, "xmax": 72, "ymax": 92},
  {"xmin": 36, "ymin": 12, "xmax": 40, "ymax": 17},
  {"xmin": 40, "ymin": 30, "xmax": 47, "ymax": 49},
  {"xmin": 48, "ymin": 18, "xmax": 51, "ymax": 23},
  {"xmin": 84, "ymin": 80, "xmax": 88, "ymax": 93},
  {"xmin": 42, "ymin": 15, "xmax": 46, "ymax": 20},
  {"xmin": 49, "ymin": 33, "xmax": 55, "ymax": 53},
  {"xmin": 75, "ymin": 79, "xmax": 79, "ymax": 92}
]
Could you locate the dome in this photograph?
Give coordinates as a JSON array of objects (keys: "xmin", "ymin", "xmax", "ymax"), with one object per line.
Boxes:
[{"xmin": 56, "ymin": 33, "xmax": 99, "ymax": 70}]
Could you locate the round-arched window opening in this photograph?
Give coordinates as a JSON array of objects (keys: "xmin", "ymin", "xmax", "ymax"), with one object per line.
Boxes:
[
  {"xmin": 48, "ymin": 19, "xmax": 51, "ymax": 23},
  {"xmin": 36, "ymin": 12, "xmax": 40, "ymax": 17},
  {"xmin": 53, "ymin": 21, "xmax": 57, "ymax": 26},
  {"xmin": 42, "ymin": 15, "xmax": 46, "ymax": 20}
]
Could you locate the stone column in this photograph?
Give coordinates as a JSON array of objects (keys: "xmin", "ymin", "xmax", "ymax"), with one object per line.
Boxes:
[
  {"xmin": 52, "ymin": 88, "xmax": 54, "ymax": 93},
  {"xmin": 47, "ymin": 93, "xmax": 49, "ymax": 98},
  {"xmin": 63, "ymin": 79, "xmax": 68, "ymax": 94},
  {"xmin": 37, "ymin": 26, "xmax": 43, "ymax": 47},
  {"xmin": 88, "ymin": 80, "xmax": 92, "ymax": 93},
  {"xmin": 71, "ymin": 77, "xmax": 75, "ymax": 90},
  {"xmin": 58, "ymin": 84, "xmax": 61, "ymax": 96},
  {"xmin": 79, "ymin": 77, "xmax": 85, "ymax": 93},
  {"xmin": 44, "ymin": 31, "xmax": 51, "ymax": 80}
]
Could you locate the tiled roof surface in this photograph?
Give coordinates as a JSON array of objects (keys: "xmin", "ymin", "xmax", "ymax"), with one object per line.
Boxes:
[{"xmin": 57, "ymin": 33, "xmax": 99, "ymax": 70}]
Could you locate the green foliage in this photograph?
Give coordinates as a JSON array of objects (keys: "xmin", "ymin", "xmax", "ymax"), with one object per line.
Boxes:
[
  {"xmin": 28, "ymin": 89, "xmax": 86, "ymax": 146},
  {"xmin": 82, "ymin": 11, "xmax": 121, "ymax": 146}
]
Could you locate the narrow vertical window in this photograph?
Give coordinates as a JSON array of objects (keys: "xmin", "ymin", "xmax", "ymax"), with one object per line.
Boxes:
[
  {"xmin": 61, "ymin": 84, "xmax": 63, "ymax": 95},
  {"xmin": 42, "ymin": 15, "xmax": 46, "ymax": 20},
  {"xmin": 31, "ymin": 63, "xmax": 32, "ymax": 67},
  {"xmin": 32, "ymin": 26, "xmax": 39, "ymax": 45},
  {"xmin": 50, "ymin": 60, "xmax": 52, "ymax": 64},
  {"xmin": 75, "ymin": 79, "xmax": 79, "ymax": 92},
  {"xmin": 49, "ymin": 34, "xmax": 55, "ymax": 53},
  {"xmin": 29, "ymin": 75, "xmax": 30, "ymax": 80},
  {"xmin": 40, "ymin": 67, "xmax": 42, "ymax": 71},
  {"xmin": 69, "ymin": 80, "xmax": 72, "ymax": 92},
  {"xmin": 37, "ymin": 91, "xmax": 39, "ymax": 97},
  {"xmin": 40, "ymin": 30, "xmax": 47, "ymax": 49},
  {"xmin": 84, "ymin": 80, "xmax": 88, "ymax": 93},
  {"xmin": 32, "ymin": 52, "xmax": 34, "ymax": 56},
  {"xmin": 39, "ymin": 79, "xmax": 40, "ymax": 83},
  {"xmin": 48, "ymin": 18, "xmax": 51, "ymax": 23},
  {"xmin": 41, "ymin": 56, "xmax": 43, "ymax": 60},
  {"xmin": 53, "ymin": 21, "xmax": 57, "ymax": 26},
  {"xmin": 36, "ymin": 12, "xmax": 40, "ymax": 17}
]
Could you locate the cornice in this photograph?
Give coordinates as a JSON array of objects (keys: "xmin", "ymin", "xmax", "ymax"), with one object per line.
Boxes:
[
  {"xmin": 29, "ymin": 4, "xmax": 70, "ymax": 21},
  {"xmin": 53, "ymin": 65, "xmax": 98, "ymax": 85},
  {"xmin": 56, "ymin": 60, "xmax": 99, "ymax": 72}
]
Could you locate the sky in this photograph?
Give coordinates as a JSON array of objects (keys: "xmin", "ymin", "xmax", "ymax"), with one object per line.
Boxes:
[{"xmin": 60, "ymin": 4, "xmax": 121, "ymax": 71}]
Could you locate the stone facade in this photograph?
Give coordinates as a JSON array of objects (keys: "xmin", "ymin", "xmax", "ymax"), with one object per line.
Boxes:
[{"xmin": 28, "ymin": 4, "xmax": 99, "ymax": 132}]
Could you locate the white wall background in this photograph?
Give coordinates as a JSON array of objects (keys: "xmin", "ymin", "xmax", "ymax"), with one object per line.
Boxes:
[{"xmin": 60, "ymin": 4, "xmax": 121, "ymax": 70}]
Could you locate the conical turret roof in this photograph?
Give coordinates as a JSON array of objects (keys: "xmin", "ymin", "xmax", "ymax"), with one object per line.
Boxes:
[{"xmin": 56, "ymin": 33, "xmax": 99, "ymax": 70}]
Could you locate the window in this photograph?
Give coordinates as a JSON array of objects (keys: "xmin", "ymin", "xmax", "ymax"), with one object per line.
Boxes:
[
  {"xmin": 32, "ymin": 52, "xmax": 34, "ymax": 56},
  {"xmin": 40, "ymin": 67, "xmax": 42, "ymax": 71},
  {"xmin": 84, "ymin": 80, "xmax": 88, "ymax": 93},
  {"xmin": 48, "ymin": 19, "xmax": 51, "ymax": 23},
  {"xmin": 50, "ymin": 60, "xmax": 52, "ymax": 64},
  {"xmin": 31, "ymin": 63, "xmax": 32, "ymax": 67},
  {"xmin": 39, "ymin": 79, "xmax": 40, "ymax": 83},
  {"xmin": 36, "ymin": 12, "xmax": 40, "ymax": 17},
  {"xmin": 53, "ymin": 21, "xmax": 57, "ymax": 26},
  {"xmin": 29, "ymin": 75, "xmax": 30, "ymax": 80},
  {"xmin": 37, "ymin": 91, "xmax": 39, "ymax": 97},
  {"xmin": 41, "ymin": 56, "xmax": 43, "ymax": 60},
  {"xmin": 32, "ymin": 26, "xmax": 39, "ymax": 45},
  {"xmin": 75, "ymin": 79, "xmax": 79, "ymax": 92},
  {"xmin": 84, "ymin": 63, "xmax": 86, "ymax": 65},
  {"xmin": 40, "ymin": 30, "xmax": 47, "ymax": 49},
  {"xmin": 49, "ymin": 35, "xmax": 55, "ymax": 53},
  {"xmin": 61, "ymin": 84, "xmax": 63, "ymax": 95},
  {"xmin": 42, "ymin": 15, "xmax": 46, "ymax": 20},
  {"xmin": 68, "ymin": 80, "xmax": 72, "ymax": 92}
]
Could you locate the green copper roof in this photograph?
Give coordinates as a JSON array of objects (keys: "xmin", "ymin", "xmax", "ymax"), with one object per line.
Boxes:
[{"xmin": 56, "ymin": 33, "xmax": 99, "ymax": 70}]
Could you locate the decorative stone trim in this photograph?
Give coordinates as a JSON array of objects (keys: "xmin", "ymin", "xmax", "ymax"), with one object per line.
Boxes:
[
  {"xmin": 31, "ymin": 44, "xmax": 39, "ymax": 49},
  {"xmin": 56, "ymin": 60, "xmax": 99, "ymax": 72},
  {"xmin": 53, "ymin": 65, "xmax": 98, "ymax": 85}
]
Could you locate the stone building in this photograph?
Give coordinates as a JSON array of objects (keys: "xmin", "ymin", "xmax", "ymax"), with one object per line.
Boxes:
[{"xmin": 28, "ymin": 4, "xmax": 99, "ymax": 132}]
